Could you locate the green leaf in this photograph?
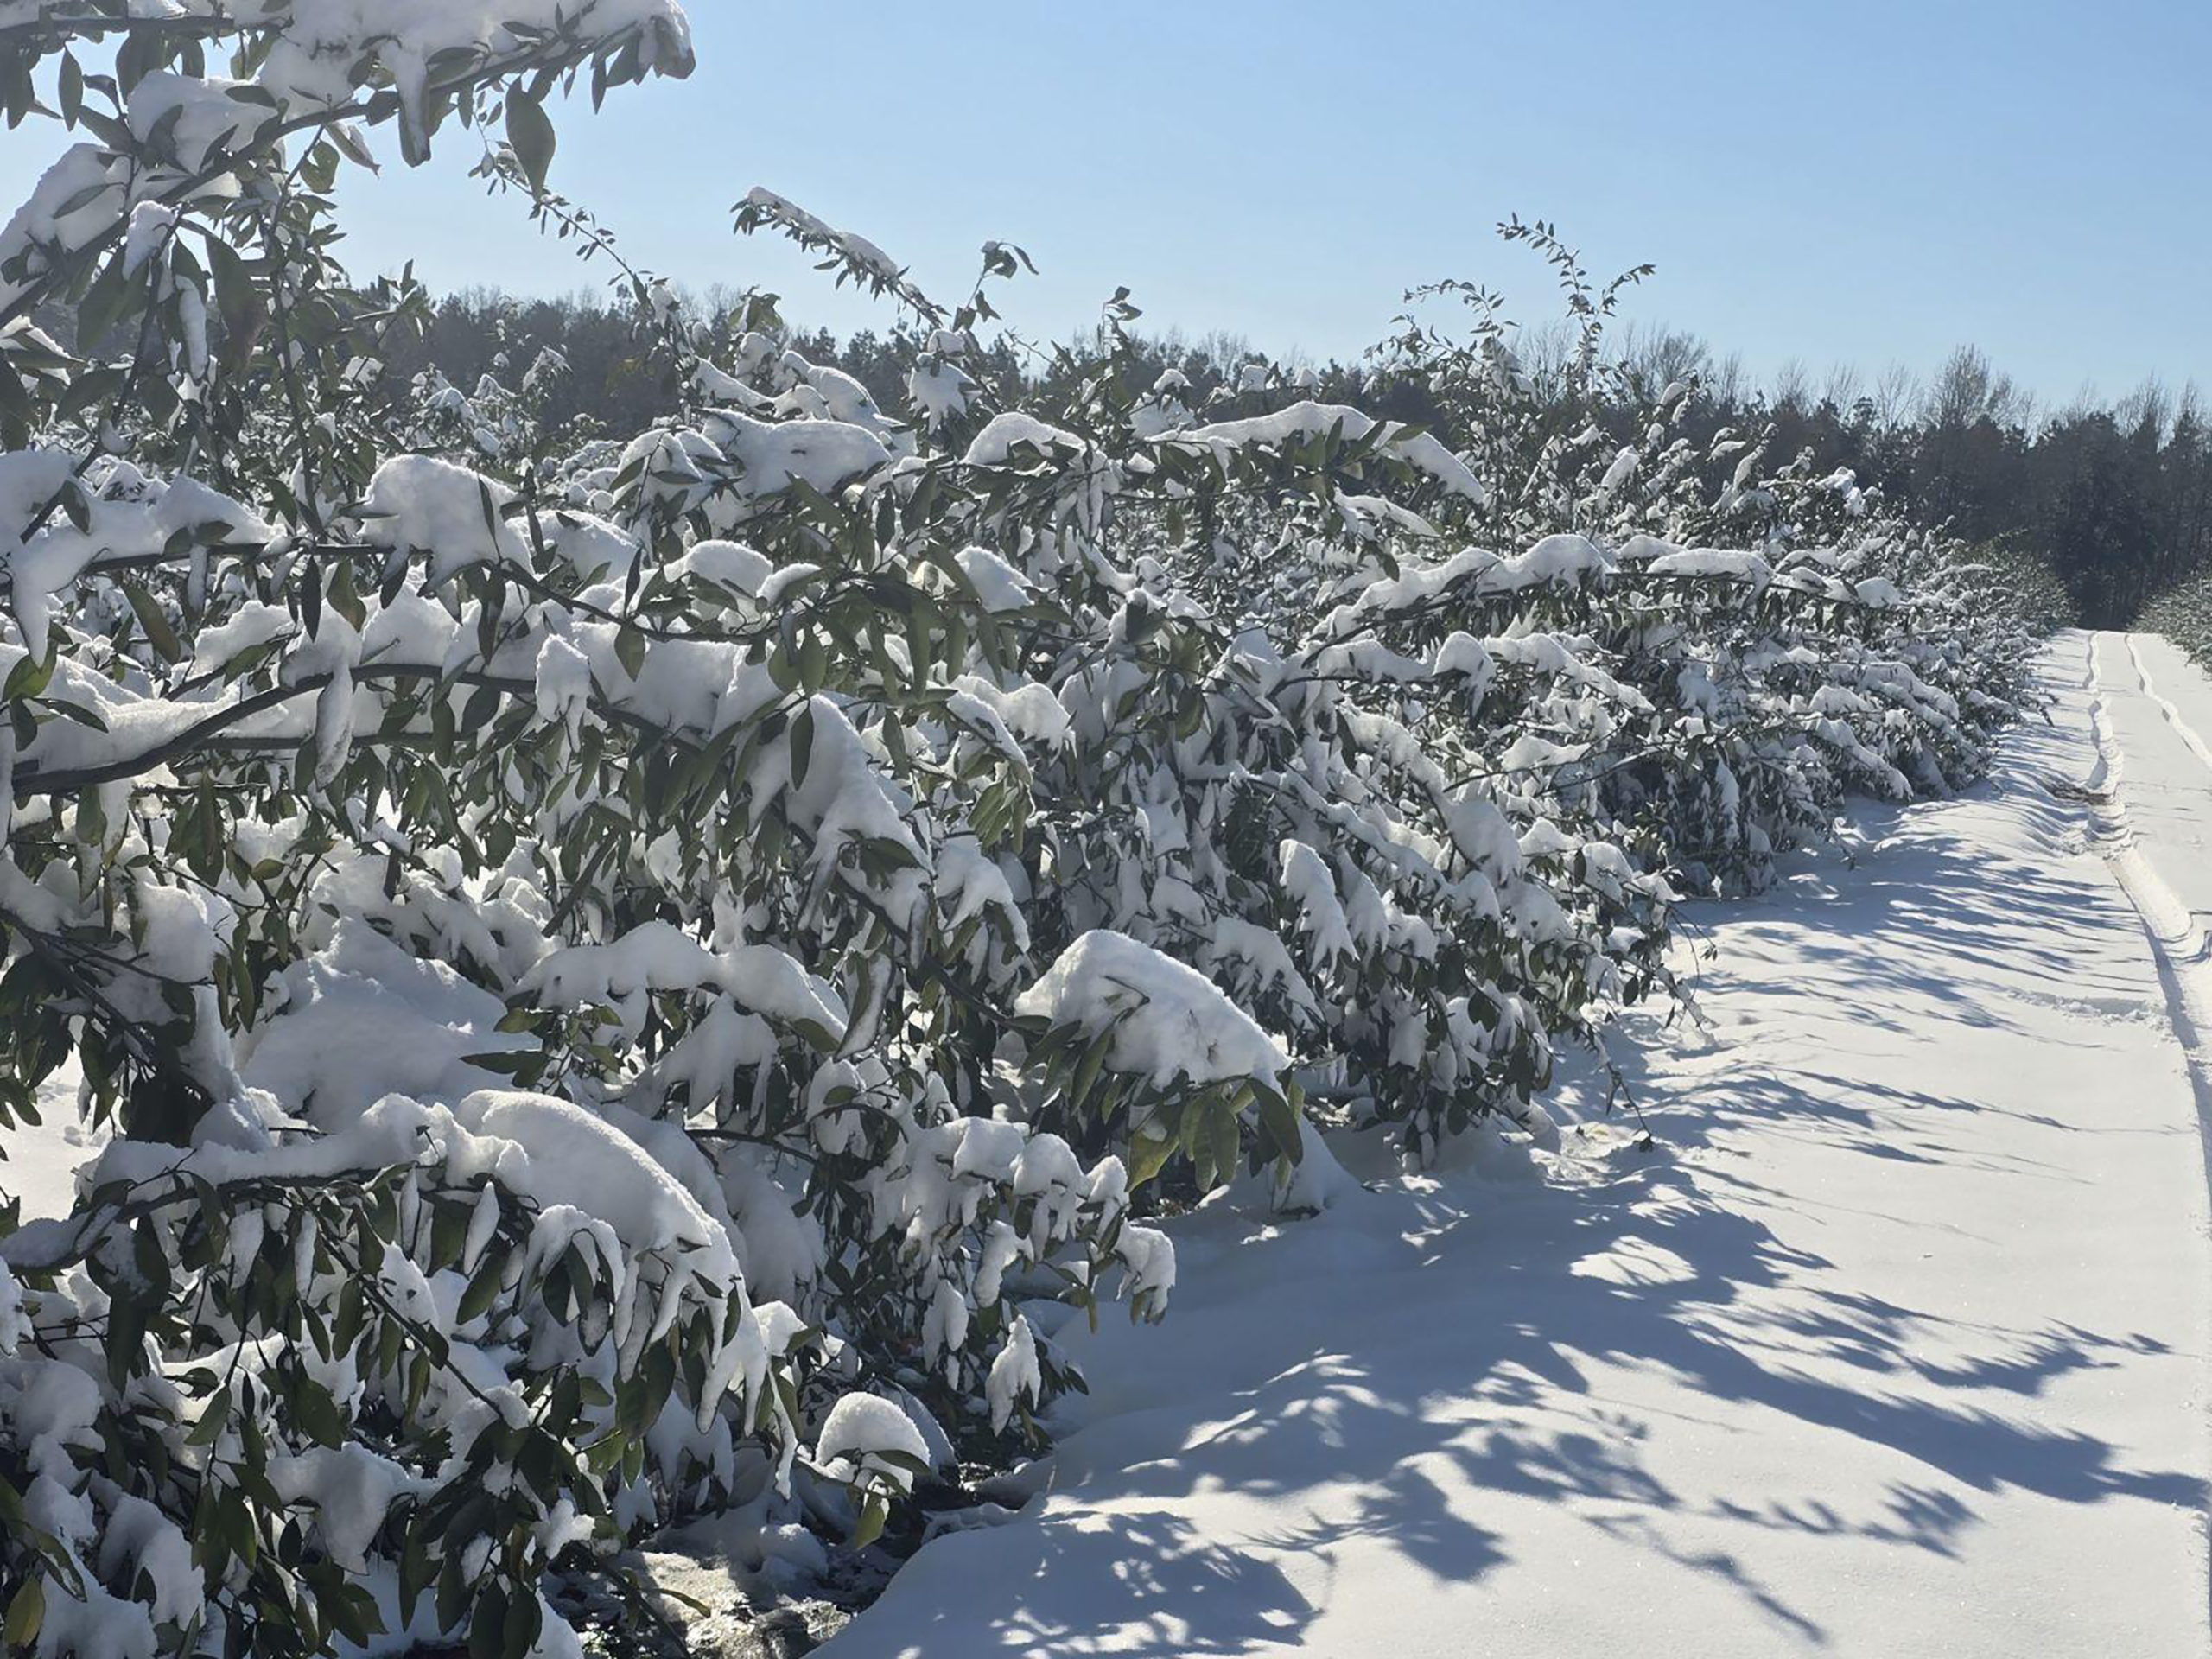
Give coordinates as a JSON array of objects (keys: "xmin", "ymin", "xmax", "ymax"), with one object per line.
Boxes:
[
  {"xmin": 767, "ymin": 645, "xmax": 804, "ymax": 693},
  {"xmin": 3, "ymin": 1574, "xmax": 42, "ymax": 1647},
  {"xmin": 851, "ymin": 1491, "xmax": 889, "ymax": 1551},
  {"xmin": 1257, "ymin": 1088, "xmax": 1305, "ymax": 1166},
  {"xmin": 614, "ymin": 623, "xmax": 645, "ymax": 682},
  {"xmin": 467, "ymin": 1580, "xmax": 508, "ymax": 1659},
  {"xmin": 1128, "ymin": 1121, "xmax": 1177, "ymax": 1190},
  {"xmin": 790, "ymin": 703, "xmax": 816, "ymax": 789},
  {"xmin": 1070, "ymin": 1027, "xmax": 1114, "ymax": 1116},
  {"xmin": 187, "ymin": 1387, "xmax": 232, "ymax": 1447},
  {"xmin": 330, "ymin": 121, "xmax": 379, "ymax": 173},
  {"xmin": 203, "ymin": 236, "xmax": 266, "ymax": 372},
  {"xmin": 1206, "ymin": 1103, "xmax": 1241, "ymax": 1194},
  {"xmin": 327, "ymin": 558, "xmax": 367, "ymax": 632},
  {"xmin": 461, "ymin": 1051, "xmax": 536, "ymax": 1077},
  {"xmin": 43, "ymin": 697, "xmax": 105, "ymax": 732},
  {"xmin": 505, "ymin": 91, "xmax": 556, "ymax": 194},
  {"xmin": 74, "ymin": 250, "xmax": 133, "ymax": 351},
  {"xmin": 3, "ymin": 648, "xmax": 53, "ymax": 704},
  {"xmin": 501, "ymin": 1577, "xmax": 542, "ymax": 1658},
  {"xmin": 123, "ymin": 582, "xmax": 182, "ymax": 664},
  {"xmin": 456, "ymin": 1248, "xmax": 508, "ymax": 1326}
]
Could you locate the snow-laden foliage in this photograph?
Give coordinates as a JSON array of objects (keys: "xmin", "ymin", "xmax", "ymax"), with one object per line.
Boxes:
[
  {"xmin": 2136, "ymin": 569, "xmax": 2212, "ymax": 671},
  {"xmin": 0, "ymin": 8, "xmax": 2045, "ymax": 1656}
]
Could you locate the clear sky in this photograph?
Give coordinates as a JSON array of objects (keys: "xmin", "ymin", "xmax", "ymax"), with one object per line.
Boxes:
[{"xmin": 20, "ymin": 1, "xmax": 2212, "ymax": 407}]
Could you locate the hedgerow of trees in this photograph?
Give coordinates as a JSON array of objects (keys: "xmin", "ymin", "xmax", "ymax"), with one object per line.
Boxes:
[
  {"xmin": 0, "ymin": 3, "xmax": 2046, "ymax": 1656},
  {"xmin": 379, "ymin": 288, "xmax": 2212, "ymax": 639}
]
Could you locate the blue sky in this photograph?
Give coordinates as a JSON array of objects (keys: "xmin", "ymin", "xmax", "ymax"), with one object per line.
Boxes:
[{"xmin": 25, "ymin": 1, "xmax": 2212, "ymax": 406}]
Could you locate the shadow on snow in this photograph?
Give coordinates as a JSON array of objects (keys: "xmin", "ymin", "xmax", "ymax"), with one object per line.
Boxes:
[{"xmin": 826, "ymin": 733, "xmax": 2201, "ymax": 1655}]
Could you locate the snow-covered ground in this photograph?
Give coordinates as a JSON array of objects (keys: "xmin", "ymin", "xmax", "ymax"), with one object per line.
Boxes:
[
  {"xmin": 819, "ymin": 630, "xmax": 2212, "ymax": 1658},
  {"xmin": 7, "ymin": 632, "xmax": 2211, "ymax": 1656}
]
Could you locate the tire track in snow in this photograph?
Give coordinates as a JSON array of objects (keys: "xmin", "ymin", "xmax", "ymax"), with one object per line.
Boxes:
[
  {"xmin": 2083, "ymin": 631, "xmax": 2212, "ymax": 1074},
  {"xmin": 2128, "ymin": 633, "xmax": 2212, "ymax": 778},
  {"xmin": 2090, "ymin": 634, "xmax": 2212, "ymax": 959},
  {"xmin": 2082, "ymin": 629, "xmax": 2212, "ymax": 1636}
]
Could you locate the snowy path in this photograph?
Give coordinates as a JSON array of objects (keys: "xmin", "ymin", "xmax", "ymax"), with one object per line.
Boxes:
[{"xmin": 822, "ymin": 631, "xmax": 2212, "ymax": 1659}]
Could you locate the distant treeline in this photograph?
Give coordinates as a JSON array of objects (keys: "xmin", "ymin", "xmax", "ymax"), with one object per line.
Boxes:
[{"xmin": 391, "ymin": 287, "xmax": 2212, "ymax": 630}]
